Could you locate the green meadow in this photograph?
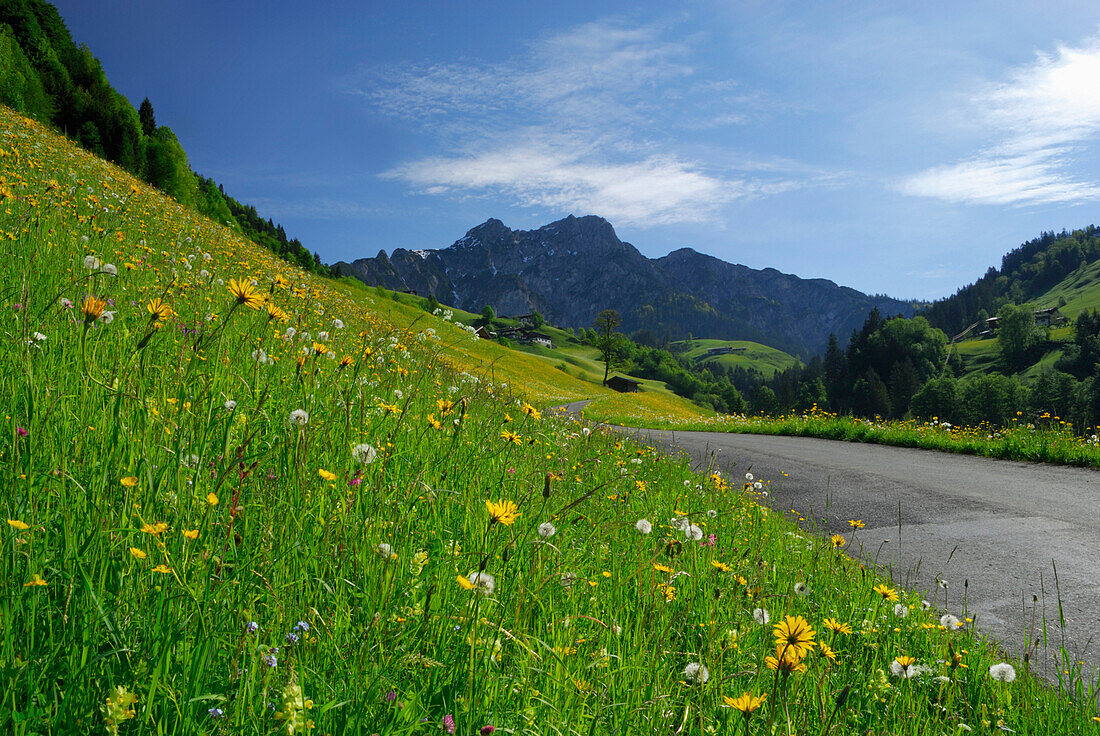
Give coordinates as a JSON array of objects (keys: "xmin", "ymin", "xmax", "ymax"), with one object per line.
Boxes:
[{"xmin": 3, "ymin": 104, "xmax": 1100, "ymax": 736}]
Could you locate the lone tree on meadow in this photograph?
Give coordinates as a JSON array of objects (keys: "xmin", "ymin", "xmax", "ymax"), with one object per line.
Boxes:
[{"xmin": 593, "ymin": 309, "xmax": 630, "ymax": 385}]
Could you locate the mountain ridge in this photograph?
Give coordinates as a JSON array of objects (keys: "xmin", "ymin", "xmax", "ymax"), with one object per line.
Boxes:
[{"xmin": 335, "ymin": 214, "xmax": 914, "ymax": 356}]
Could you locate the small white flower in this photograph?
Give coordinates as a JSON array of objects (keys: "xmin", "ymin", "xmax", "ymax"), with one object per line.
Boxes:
[
  {"xmin": 753, "ymin": 608, "xmax": 770, "ymax": 625},
  {"xmin": 894, "ymin": 603, "xmax": 909, "ymax": 618},
  {"xmin": 794, "ymin": 581, "xmax": 810, "ymax": 597},
  {"xmin": 706, "ymin": 509, "xmax": 717, "ymax": 519},
  {"xmin": 938, "ymin": 579, "xmax": 949, "ymax": 589},
  {"xmin": 988, "ymin": 663, "xmax": 1016, "ymax": 682},
  {"xmin": 32, "ymin": 332, "xmax": 46, "ymax": 342},
  {"xmin": 466, "ymin": 571, "xmax": 495, "ymax": 595},
  {"xmin": 581, "ymin": 427, "xmax": 591, "ymax": 436},
  {"xmin": 352, "ymin": 443, "xmax": 377, "ymax": 464},
  {"xmin": 224, "ymin": 400, "xmax": 237, "ymax": 412},
  {"xmin": 82, "ymin": 255, "xmax": 101, "ymax": 270},
  {"xmin": 376, "ymin": 542, "xmax": 394, "ymax": 558},
  {"xmin": 635, "ymin": 519, "xmax": 652, "ymax": 535},
  {"xmin": 537, "ymin": 522, "xmax": 557, "ymax": 538},
  {"xmin": 288, "ymin": 409, "xmax": 309, "ymax": 427},
  {"xmin": 682, "ymin": 662, "xmax": 709, "ymax": 685},
  {"xmin": 684, "ymin": 524, "xmax": 703, "ymax": 541}
]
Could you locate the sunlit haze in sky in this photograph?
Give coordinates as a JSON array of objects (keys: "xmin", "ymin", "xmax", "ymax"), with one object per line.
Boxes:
[{"xmin": 53, "ymin": 1, "xmax": 1100, "ymax": 300}]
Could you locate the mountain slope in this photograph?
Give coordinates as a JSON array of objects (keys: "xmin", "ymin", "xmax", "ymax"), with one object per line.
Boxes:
[{"xmin": 336, "ymin": 215, "xmax": 914, "ymax": 356}]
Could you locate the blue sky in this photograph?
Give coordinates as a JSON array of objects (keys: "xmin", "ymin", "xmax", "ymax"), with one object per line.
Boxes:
[{"xmin": 53, "ymin": 0, "xmax": 1100, "ymax": 300}]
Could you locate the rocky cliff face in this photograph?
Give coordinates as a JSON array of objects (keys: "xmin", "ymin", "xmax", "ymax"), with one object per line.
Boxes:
[{"xmin": 334, "ymin": 215, "xmax": 913, "ymax": 356}]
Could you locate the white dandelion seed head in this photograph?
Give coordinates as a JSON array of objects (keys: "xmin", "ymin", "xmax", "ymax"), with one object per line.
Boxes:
[
  {"xmin": 707, "ymin": 509, "xmax": 717, "ymax": 519},
  {"xmin": 326, "ymin": 351, "xmax": 336, "ymax": 360},
  {"xmin": 745, "ymin": 472, "xmax": 754, "ymax": 481},
  {"xmin": 102, "ymin": 263, "xmax": 118, "ymax": 276},
  {"xmin": 753, "ymin": 481, "xmax": 763, "ymax": 490},
  {"xmin": 284, "ymin": 327, "xmax": 297, "ymax": 339},
  {"xmin": 894, "ymin": 603, "xmax": 909, "ymax": 618},
  {"xmin": 224, "ymin": 400, "xmax": 237, "ymax": 412},
  {"xmin": 82, "ymin": 255, "xmax": 101, "ymax": 270},
  {"xmin": 794, "ymin": 582, "xmax": 810, "ymax": 597},
  {"xmin": 559, "ymin": 572, "xmax": 578, "ymax": 589},
  {"xmin": 96, "ymin": 310, "xmax": 115, "ymax": 325},
  {"xmin": 920, "ymin": 600, "xmax": 931, "ymax": 611},
  {"xmin": 288, "ymin": 409, "xmax": 309, "ymax": 427},
  {"xmin": 581, "ymin": 427, "xmax": 591, "ymax": 436},
  {"xmin": 252, "ymin": 348, "xmax": 267, "ymax": 363},
  {"xmin": 332, "ymin": 319, "xmax": 344, "ymax": 329},
  {"xmin": 376, "ymin": 542, "xmax": 394, "ymax": 559},
  {"xmin": 753, "ymin": 608, "xmax": 770, "ymax": 625},
  {"xmin": 940, "ymin": 614, "xmax": 961, "ymax": 630},
  {"xmin": 318, "ymin": 331, "xmax": 329, "ymax": 342},
  {"xmin": 989, "ymin": 663, "xmax": 1016, "ymax": 682},
  {"xmin": 352, "ymin": 443, "xmax": 377, "ymax": 464},
  {"xmin": 467, "ymin": 571, "xmax": 495, "ymax": 595},
  {"xmin": 670, "ymin": 517, "xmax": 689, "ymax": 532},
  {"xmin": 537, "ymin": 522, "xmax": 557, "ymax": 538},
  {"xmin": 682, "ymin": 662, "xmax": 709, "ymax": 685},
  {"xmin": 684, "ymin": 524, "xmax": 703, "ymax": 541},
  {"xmin": 635, "ymin": 519, "xmax": 652, "ymax": 535}
]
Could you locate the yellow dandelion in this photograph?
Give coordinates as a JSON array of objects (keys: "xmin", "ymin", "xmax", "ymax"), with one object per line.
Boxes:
[
  {"xmin": 823, "ymin": 618, "xmax": 852, "ymax": 635},
  {"xmin": 723, "ymin": 691, "xmax": 766, "ymax": 715},
  {"xmin": 874, "ymin": 583, "xmax": 899, "ymax": 602},
  {"xmin": 830, "ymin": 534, "xmax": 846, "ymax": 548},
  {"xmin": 151, "ymin": 564, "xmax": 171, "ymax": 574},
  {"xmin": 318, "ymin": 468, "xmax": 336, "ymax": 481},
  {"xmin": 146, "ymin": 297, "xmax": 174, "ymax": 324},
  {"xmin": 120, "ymin": 476, "xmax": 139, "ymax": 487},
  {"xmin": 23, "ymin": 573, "xmax": 47, "ymax": 587},
  {"xmin": 129, "ymin": 547, "xmax": 147, "ymax": 560},
  {"xmin": 486, "ymin": 499, "xmax": 520, "ymax": 526},
  {"xmin": 227, "ymin": 278, "xmax": 264, "ymax": 309},
  {"xmin": 457, "ymin": 574, "xmax": 476, "ymax": 590},
  {"xmin": 7, "ymin": 519, "xmax": 30, "ymax": 530},
  {"xmin": 81, "ymin": 295, "xmax": 106, "ymax": 323},
  {"xmin": 773, "ymin": 615, "xmax": 816, "ymax": 658},
  {"xmin": 206, "ymin": 492, "xmax": 219, "ymax": 506},
  {"xmin": 182, "ymin": 529, "xmax": 199, "ymax": 540}
]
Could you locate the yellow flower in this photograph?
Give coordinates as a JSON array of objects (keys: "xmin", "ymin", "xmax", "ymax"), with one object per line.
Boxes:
[
  {"xmin": 711, "ymin": 560, "xmax": 732, "ymax": 572},
  {"xmin": 848, "ymin": 519, "xmax": 866, "ymax": 529},
  {"xmin": 81, "ymin": 295, "xmax": 106, "ymax": 323},
  {"xmin": 227, "ymin": 278, "xmax": 264, "ymax": 309},
  {"xmin": 486, "ymin": 499, "xmax": 520, "ymax": 526},
  {"xmin": 653, "ymin": 562, "xmax": 674, "ymax": 573},
  {"xmin": 873, "ymin": 583, "xmax": 899, "ymax": 602},
  {"xmin": 379, "ymin": 402, "xmax": 401, "ymax": 416},
  {"xmin": 457, "ymin": 574, "xmax": 476, "ymax": 590},
  {"xmin": 520, "ymin": 402, "xmax": 541, "ymax": 420},
  {"xmin": 830, "ymin": 534, "xmax": 846, "ymax": 548},
  {"xmin": 265, "ymin": 301, "xmax": 287, "ymax": 322},
  {"xmin": 23, "ymin": 573, "xmax": 47, "ymax": 587},
  {"xmin": 437, "ymin": 399, "xmax": 455, "ymax": 416},
  {"xmin": 773, "ymin": 615, "xmax": 816, "ymax": 659},
  {"xmin": 120, "ymin": 476, "xmax": 139, "ymax": 487},
  {"xmin": 426, "ymin": 414, "xmax": 442, "ymax": 430},
  {"xmin": 820, "ymin": 642, "xmax": 838, "ymax": 663},
  {"xmin": 206, "ymin": 492, "xmax": 219, "ymax": 506},
  {"xmin": 129, "ymin": 547, "xmax": 147, "ymax": 560},
  {"xmin": 765, "ymin": 644, "xmax": 807, "ymax": 674},
  {"xmin": 182, "ymin": 529, "xmax": 199, "ymax": 540},
  {"xmin": 311, "ymin": 341, "xmax": 328, "ymax": 355},
  {"xmin": 146, "ymin": 297, "xmax": 174, "ymax": 324},
  {"xmin": 7, "ymin": 519, "xmax": 30, "ymax": 530},
  {"xmin": 151, "ymin": 564, "xmax": 171, "ymax": 574},
  {"xmin": 822, "ymin": 618, "xmax": 852, "ymax": 635},
  {"xmin": 723, "ymin": 692, "xmax": 766, "ymax": 715},
  {"xmin": 141, "ymin": 522, "xmax": 169, "ymax": 535},
  {"xmin": 338, "ymin": 355, "xmax": 354, "ymax": 368},
  {"xmin": 500, "ymin": 429, "xmax": 522, "ymax": 445},
  {"xmin": 318, "ymin": 468, "xmax": 336, "ymax": 481}
]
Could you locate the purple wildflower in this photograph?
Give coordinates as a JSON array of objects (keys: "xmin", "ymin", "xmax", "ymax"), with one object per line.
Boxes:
[
  {"xmin": 208, "ymin": 707, "xmax": 224, "ymax": 719},
  {"xmin": 443, "ymin": 714, "xmax": 456, "ymax": 734},
  {"xmin": 16, "ymin": 427, "xmax": 27, "ymax": 437},
  {"xmin": 285, "ymin": 632, "xmax": 299, "ymax": 645},
  {"xmin": 384, "ymin": 691, "xmax": 397, "ymax": 703},
  {"xmin": 245, "ymin": 621, "xmax": 259, "ymax": 633},
  {"xmin": 295, "ymin": 620, "xmax": 310, "ymax": 632}
]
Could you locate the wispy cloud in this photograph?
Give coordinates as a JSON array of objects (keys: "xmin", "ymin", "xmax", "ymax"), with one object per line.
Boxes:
[
  {"xmin": 900, "ymin": 36, "xmax": 1100, "ymax": 206},
  {"xmin": 351, "ymin": 18, "xmax": 808, "ymax": 226}
]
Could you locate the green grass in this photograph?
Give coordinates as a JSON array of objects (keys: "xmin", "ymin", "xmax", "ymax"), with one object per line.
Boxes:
[
  {"xmin": 672, "ymin": 339, "xmax": 801, "ymax": 377},
  {"xmin": 2, "ymin": 105, "xmax": 1100, "ymax": 735}
]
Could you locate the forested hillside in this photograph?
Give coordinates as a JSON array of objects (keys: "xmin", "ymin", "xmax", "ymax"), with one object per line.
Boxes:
[
  {"xmin": 923, "ymin": 226, "xmax": 1100, "ymax": 336},
  {"xmin": 0, "ymin": 0, "xmax": 326, "ymax": 274}
]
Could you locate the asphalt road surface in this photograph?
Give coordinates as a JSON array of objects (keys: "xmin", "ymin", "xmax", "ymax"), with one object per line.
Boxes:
[{"xmin": 556, "ymin": 401, "xmax": 1100, "ymax": 681}]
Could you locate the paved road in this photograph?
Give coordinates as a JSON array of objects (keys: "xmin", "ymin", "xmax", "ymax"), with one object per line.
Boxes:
[{"xmin": 556, "ymin": 400, "xmax": 1100, "ymax": 680}]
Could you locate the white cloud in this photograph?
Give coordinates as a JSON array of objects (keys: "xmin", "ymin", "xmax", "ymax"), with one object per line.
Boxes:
[
  {"xmin": 900, "ymin": 36, "xmax": 1100, "ymax": 206},
  {"xmin": 384, "ymin": 141, "xmax": 767, "ymax": 226},
  {"xmin": 354, "ymin": 17, "xmax": 807, "ymax": 227}
]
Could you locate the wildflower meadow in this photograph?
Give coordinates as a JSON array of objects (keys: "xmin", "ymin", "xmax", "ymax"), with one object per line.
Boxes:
[{"xmin": 2, "ymin": 106, "xmax": 1100, "ymax": 735}]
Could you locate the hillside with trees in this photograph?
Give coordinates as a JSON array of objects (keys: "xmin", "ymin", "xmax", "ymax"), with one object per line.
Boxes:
[{"xmin": 0, "ymin": 0, "xmax": 327, "ymax": 274}]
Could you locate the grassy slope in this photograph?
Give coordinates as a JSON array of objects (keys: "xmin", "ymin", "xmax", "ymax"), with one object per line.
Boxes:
[
  {"xmin": 1, "ymin": 105, "xmax": 1095, "ymax": 735},
  {"xmin": 672, "ymin": 339, "xmax": 801, "ymax": 377}
]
